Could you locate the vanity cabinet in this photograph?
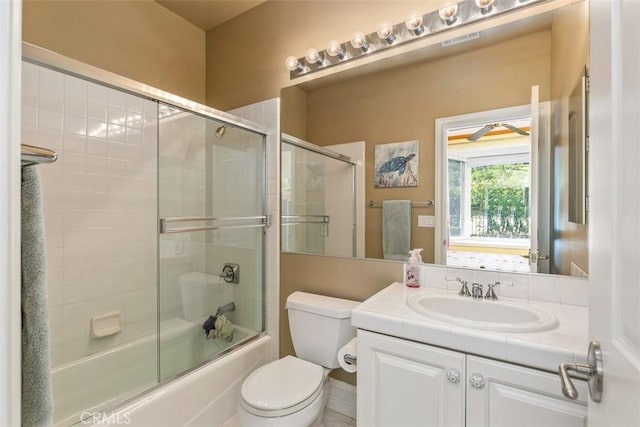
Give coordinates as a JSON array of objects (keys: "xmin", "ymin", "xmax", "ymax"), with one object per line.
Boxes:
[{"xmin": 357, "ymin": 330, "xmax": 587, "ymax": 427}]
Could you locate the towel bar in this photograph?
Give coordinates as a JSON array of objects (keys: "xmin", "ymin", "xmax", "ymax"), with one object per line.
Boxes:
[{"xmin": 369, "ymin": 200, "xmax": 434, "ymax": 208}]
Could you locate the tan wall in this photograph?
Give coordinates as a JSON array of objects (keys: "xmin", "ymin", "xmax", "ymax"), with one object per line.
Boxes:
[
  {"xmin": 550, "ymin": 1, "xmax": 589, "ymax": 275},
  {"xmin": 23, "ymin": 0, "xmax": 206, "ymax": 103},
  {"xmin": 303, "ymin": 31, "xmax": 551, "ymax": 261},
  {"xmin": 206, "ymin": 0, "xmax": 440, "ymax": 111},
  {"xmin": 280, "ymin": 252, "xmax": 402, "ymax": 385}
]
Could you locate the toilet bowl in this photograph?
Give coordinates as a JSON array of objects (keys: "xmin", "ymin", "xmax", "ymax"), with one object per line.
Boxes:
[
  {"xmin": 238, "ymin": 356, "xmax": 329, "ymax": 427},
  {"xmin": 237, "ymin": 292, "xmax": 359, "ymax": 427}
]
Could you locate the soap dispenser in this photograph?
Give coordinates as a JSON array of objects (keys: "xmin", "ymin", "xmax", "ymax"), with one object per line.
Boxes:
[{"xmin": 404, "ymin": 248, "xmax": 423, "ymax": 288}]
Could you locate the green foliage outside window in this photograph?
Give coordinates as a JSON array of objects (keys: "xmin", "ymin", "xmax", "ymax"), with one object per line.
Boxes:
[{"xmin": 471, "ymin": 163, "xmax": 530, "ymax": 238}]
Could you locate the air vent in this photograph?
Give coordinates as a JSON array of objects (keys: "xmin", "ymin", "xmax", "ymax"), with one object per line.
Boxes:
[{"xmin": 441, "ymin": 32, "xmax": 480, "ymax": 48}]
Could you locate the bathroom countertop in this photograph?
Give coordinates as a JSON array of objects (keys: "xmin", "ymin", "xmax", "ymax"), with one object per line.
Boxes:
[{"xmin": 351, "ymin": 283, "xmax": 588, "ymax": 373}]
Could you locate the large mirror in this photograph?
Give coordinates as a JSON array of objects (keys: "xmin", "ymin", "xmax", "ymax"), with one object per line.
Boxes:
[{"xmin": 280, "ymin": 0, "xmax": 589, "ymax": 278}]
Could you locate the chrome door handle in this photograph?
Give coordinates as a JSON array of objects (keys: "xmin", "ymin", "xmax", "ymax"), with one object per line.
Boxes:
[{"xmin": 558, "ymin": 341, "xmax": 603, "ymax": 403}]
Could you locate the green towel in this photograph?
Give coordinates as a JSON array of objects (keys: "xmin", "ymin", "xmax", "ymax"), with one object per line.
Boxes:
[
  {"xmin": 382, "ymin": 200, "xmax": 411, "ymax": 261},
  {"xmin": 21, "ymin": 167, "xmax": 54, "ymax": 427}
]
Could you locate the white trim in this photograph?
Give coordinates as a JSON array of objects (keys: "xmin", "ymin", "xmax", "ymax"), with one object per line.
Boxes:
[
  {"xmin": 0, "ymin": 0, "xmax": 22, "ymax": 424},
  {"xmin": 326, "ymin": 378, "xmax": 357, "ymax": 420},
  {"xmin": 435, "ymin": 104, "xmax": 532, "ymax": 265}
]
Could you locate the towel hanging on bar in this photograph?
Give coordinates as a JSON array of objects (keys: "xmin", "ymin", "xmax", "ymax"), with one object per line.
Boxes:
[{"xmin": 21, "ymin": 144, "xmax": 57, "ymax": 167}]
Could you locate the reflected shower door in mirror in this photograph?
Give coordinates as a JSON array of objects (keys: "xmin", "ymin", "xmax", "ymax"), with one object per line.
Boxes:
[
  {"xmin": 280, "ymin": 0, "xmax": 589, "ymax": 277},
  {"xmin": 281, "ymin": 134, "xmax": 363, "ymax": 257}
]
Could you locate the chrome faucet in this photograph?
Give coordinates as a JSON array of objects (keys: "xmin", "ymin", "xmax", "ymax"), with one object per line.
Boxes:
[
  {"xmin": 471, "ymin": 282, "xmax": 484, "ymax": 299},
  {"xmin": 457, "ymin": 278, "xmax": 471, "ymax": 297},
  {"xmin": 485, "ymin": 282, "xmax": 501, "ymax": 300}
]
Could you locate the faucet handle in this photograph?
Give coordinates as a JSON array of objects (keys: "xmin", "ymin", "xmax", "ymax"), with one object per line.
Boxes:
[
  {"xmin": 471, "ymin": 282, "xmax": 484, "ymax": 298},
  {"xmin": 485, "ymin": 282, "xmax": 500, "ymax": 300},
  {"xmin": 457, "ymin": 278, "xmax": 471, "ymax": 297}
]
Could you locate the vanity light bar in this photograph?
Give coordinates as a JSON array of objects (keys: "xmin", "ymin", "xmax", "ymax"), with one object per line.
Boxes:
[{"xmin": 286, "ymin": 0, "xmax": 548, "ymax": 79}]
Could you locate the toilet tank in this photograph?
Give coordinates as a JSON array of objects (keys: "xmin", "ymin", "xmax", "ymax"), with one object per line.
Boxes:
[{"xmin": 285, "ymin": 292, "xmax": 360, "ymax": 369}]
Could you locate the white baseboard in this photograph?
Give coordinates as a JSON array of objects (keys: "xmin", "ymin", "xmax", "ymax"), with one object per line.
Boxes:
[{"xmin": 326, "ymin": 378, "xmax": 357, "ymax": 420}]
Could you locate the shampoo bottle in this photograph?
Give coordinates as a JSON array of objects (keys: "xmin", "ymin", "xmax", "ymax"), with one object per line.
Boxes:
[{"xmin": 405, "ymin": 248, "xmax": 423, "ymax": 288}]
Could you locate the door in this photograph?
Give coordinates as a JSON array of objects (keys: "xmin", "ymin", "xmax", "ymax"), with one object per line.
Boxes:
[
  {"xmin": 529, "ymin": 86, "xmax": 540, "ymax": 273},
  {"xmin": 587, "ymin": 0, "xmax": 640, "ymax": 425},
  {"xmin": 466, "ymin": 356, "xmax": 587, "ymax": 427},
  {"xmin": 357, "ymin": 330, "xmax": 465, "ymax": 427}
]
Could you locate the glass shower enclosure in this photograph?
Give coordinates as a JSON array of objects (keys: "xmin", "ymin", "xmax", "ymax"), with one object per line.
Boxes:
[{"xmin": 21, "ymin": 56, "xmax": 267, "ymax": 425}]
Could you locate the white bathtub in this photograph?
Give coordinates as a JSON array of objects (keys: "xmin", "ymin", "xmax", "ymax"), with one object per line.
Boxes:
[{"xmin": 52, "ymin": 318, "xmax": 268, "ymax": 426}]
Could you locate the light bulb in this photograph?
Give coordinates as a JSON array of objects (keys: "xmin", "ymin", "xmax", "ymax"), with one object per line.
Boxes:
[
  {"xmin": 439, "ymin": 2, "xmax": 459, "ymax": 25},
  {"xmin": 327, "ymin": 40, "xmax": 346, "ymax": 60},
  {"xmin": 305, "ymin": 48, "xmax": 323, "ymax": 66},
  {"xmin": 475, "ymin": 0, "xmax": 495, "ymax": 13},
  {"xmin": 377, "ymin": 21, "xmax": 396, "ymax": 44},
  {"xmin": 405, "ymin": 11, "xmax": 425, "ymax": 36},
  {"xmin": 350, "ymin": 31, "xmax": 370, "ymax": 52},
  {"xmin": 285, "ymin": 56, "xmax": 303, "ymax": 72}
]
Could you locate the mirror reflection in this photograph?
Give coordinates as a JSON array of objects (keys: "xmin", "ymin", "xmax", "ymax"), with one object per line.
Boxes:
[{"xmin": 281, "ymin": 0, "xmax": 589, "ymax": 278}]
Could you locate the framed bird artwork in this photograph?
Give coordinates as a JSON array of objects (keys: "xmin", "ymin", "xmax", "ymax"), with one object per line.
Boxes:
[{"xmin": 374, "ymin": 140, "xmax": 419, "ymax": 188}]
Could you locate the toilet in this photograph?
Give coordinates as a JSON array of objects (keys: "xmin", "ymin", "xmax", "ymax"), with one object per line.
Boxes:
[{"xmin": 237, "ymin": 292, "xmax": 359, "ymax": 426}]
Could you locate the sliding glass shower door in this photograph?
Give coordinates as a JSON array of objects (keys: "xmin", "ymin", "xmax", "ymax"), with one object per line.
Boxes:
[
  {"xmin": 281, "ymin": 137, "xmax": 356, "ymax": 257},
  {"xmin": 158, "ymin": 104, "xmax": 266, "ymax": 380}
]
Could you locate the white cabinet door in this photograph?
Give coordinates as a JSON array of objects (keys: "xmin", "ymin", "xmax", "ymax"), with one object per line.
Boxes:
[
  {"xmin": 466, "ymin": 355, "xmax": 588, "ymax": 427},
  {"xmin": 357, "ymin": 330, "xmax": 465, "ymax": 427}
]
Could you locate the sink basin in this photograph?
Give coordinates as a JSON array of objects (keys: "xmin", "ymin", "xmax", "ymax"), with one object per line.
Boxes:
[{"xmin": 406, "ymin": 293, "xmax": 559, "ymax": 332}]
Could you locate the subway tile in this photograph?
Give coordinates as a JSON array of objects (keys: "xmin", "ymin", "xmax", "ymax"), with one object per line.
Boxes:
[
  {"xmin": 107, "ymin": 123, "xmax": 126, "ymax": 142},
  {"xmin": 87, "ymin": 83, "xmax": 108, "ymax": 103},
  {"xmin": 64, "ymin": 95, "xmax": 87, "ymax": 117},
  {"xmin": 22, "ymin": 62, "xmax": 39, "ymax": 85},
  {"xmin": 22, "ymin": 104, "xmax": 37, "ymax": 128},
  {"xmin": 87, "ymin": 154, "xmax": 107, "ymax": 174},
  {"xmin": 64, "ymin": 113, "xmax": 87, "ymax": 135},
  {"xmin": 86, "ymin": 138, "xmax": 107, "ymax": 158},
  {"xmin": 87, "ymin": 119, "xmax": 107, "ymax": 139},
  {"xmin": 108, "ymin": 106, "xmax": 126, "ymax": 125},
  {"xmin": 38, "ymin": 107, "xmax": 63, "ymax": 131},
  {"xmin": 64, "ymin": 75, "xmax": 87, "ymax": 98},
  {"xmin": 63, "ymin": 132, "xmax": 86, "ymax": 154},
  {"xmin": 37, "ymin": 128, "xmax": 64, "ymax": 151},
  {"xmin": 22, "ymin": 83, "xmax": 38, "ymax": 106},
  {"xmin": 39, "ymin": 87, "xmax": 64, "ymax": 112},
  {"xmin": 87, "ymin": 100, "xmax": 108, "ymax": 121},
  {"xmin": 63, "ymin": 152, "xmax": 86, "ymax": 172},
  {"xmin": 39, "ymin": 67, "xmax": 64, "ymax": 92}
]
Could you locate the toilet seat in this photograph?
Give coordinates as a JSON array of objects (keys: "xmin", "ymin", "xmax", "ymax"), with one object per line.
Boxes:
[{"xmin": 240, "ymin": 356, "xmax": 325, "ymax": 418}]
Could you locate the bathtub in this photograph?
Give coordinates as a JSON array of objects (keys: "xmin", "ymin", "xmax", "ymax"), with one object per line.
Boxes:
[{"xmin": 52, "ymin": 317, "xmax": 268, "ymax": 426}]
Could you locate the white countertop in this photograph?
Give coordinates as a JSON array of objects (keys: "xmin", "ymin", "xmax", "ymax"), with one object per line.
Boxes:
[{"xmin": 351, "ymin": 283, "xmax": 588, "ymax": 372}]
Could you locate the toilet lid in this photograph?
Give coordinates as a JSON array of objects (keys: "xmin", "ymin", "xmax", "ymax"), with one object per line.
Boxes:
[{"xmin": 241, "ymin": 356, "xmax": 324, "ymax": 415}]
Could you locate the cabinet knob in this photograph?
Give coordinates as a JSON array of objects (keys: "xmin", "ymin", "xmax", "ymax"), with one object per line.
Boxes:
[
  {"xmin": 469, "ymin": 373, "xmax": 485, "ymax": 389},
  {"xmin": 447, "ymin": 368, "xmax": 461, "ymax": 384}
]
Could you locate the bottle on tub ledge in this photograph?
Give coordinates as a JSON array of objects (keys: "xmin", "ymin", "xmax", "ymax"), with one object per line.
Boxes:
[{"xmin": 404, "ymin": 248, "xmax": 423, "ymax": 288}]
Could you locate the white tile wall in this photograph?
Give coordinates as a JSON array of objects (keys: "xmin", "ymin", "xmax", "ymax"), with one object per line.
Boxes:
[
  {"xmin": 419, "ymin": 262, "xmax": 589, "ymax": 306},
  {"xmin": 229, "ymin": 98, "xmax": 280, "ymax": 362},
  {"xmin": 22, "ymin": 62, "xmax": 158, "ymax": 367}
]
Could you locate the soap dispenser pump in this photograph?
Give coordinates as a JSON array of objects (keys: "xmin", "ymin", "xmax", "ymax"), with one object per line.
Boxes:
[{"xmin": 404, "ymin": 248, "xmax": 423, "ymax": 288}]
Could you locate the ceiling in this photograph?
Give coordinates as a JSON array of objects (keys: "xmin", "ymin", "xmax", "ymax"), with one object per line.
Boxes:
[{"xmin": 156, "ymin": 0, "xmax": 267, "ymax": 31}]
